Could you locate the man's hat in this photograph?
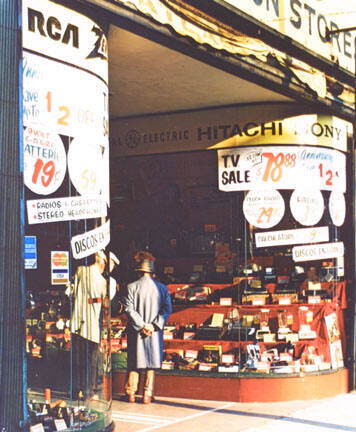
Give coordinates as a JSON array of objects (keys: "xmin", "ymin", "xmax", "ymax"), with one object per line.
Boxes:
[{"xmin": 136, "ymin": 259, "xmax": 155, "ymax": 273}]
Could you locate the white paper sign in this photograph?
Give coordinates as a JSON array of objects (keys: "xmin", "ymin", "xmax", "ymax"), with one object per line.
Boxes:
[
  {"xmin": 71, "ymin": 220, "xmax": 110, "ymax": 259},
  {"xmin": 292, "ymin": 242, "xmax": 344, "ymax": 262},
  {"xmin": 68, "ymin": 135, "xmax": 105, "ymax": 197},
  {"xmin": 329, "ymin": 191, "xmax": 346, "ymax": 227},
  {"xmin": 24, "ymin": 124, "xmax": 67, "ymax": 195},
  {"xmin": 218, "ymin": 146, "xmax": 346, "ymax": 192},
  {"xmin": 30, "ymin": 424, "xmax": 45, "ymax": 432},
  {"xmin": 290, "ymin": 189, "xmax": 324, "ymax": 226},
  {"xmin": 255, "ymin": 226, "xmax": 329, "ymax": 248},
  {"xmin": 54, "ymin": 419, "xmax": 67, "ymax": 431},
  {"xmin": 23, "ymin": 52, "xmax": 109, "ymax": 139},
  {"xmin": 243, "ymin": 189, "xmax": 285, "ymax": 229},
  {"xmin": 27, "ymin": 196, "xmax": 107, "ymax": 224}
]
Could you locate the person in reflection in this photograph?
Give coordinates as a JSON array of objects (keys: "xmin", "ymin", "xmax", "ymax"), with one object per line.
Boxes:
[
  {"xmin": 68, "ymin": 250, "xmax": 119, "ymax": 399},
  {"xmin": 124, "ymin": 259, "xmax": 172, "ymax": 403}
]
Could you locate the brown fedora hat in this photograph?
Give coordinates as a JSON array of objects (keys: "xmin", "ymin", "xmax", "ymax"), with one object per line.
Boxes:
[{"xmin": 136, "ymin": 259, "xmax": 155, "ymax": 273}]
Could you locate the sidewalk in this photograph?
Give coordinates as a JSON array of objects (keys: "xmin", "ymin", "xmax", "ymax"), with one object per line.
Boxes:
[{"xmin": 112, "ymin": 392, "xmax": 356, "ymax": 432}]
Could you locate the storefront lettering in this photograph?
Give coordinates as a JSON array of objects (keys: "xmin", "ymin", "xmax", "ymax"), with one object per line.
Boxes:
[
  {"xmin": 27, "ymin": 8, "xmax": 79, "ymax": 48},
  {"xmin": 197, "ymin": 121, "xmax": 283, "ymax": 141}
]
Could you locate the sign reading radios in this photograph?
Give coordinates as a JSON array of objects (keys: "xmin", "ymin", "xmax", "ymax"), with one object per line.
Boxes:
[
  {"xmin": 71, "ymin": 220, "xmax": 110, "ymax": 259},
  {"xmin": 255, "ymin": 227, "xmax": 329, "ymax": 248},
  {"xmin": 27, "ymin": 196, "xmax": 107, "ymax": 224},
  {"xmin": 292, "ymin": 242, "xmax": 344, "ymax": 262}
]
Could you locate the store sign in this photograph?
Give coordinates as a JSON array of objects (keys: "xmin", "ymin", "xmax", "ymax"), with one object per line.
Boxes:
[
  {"xmin": 255, "ymin": 226, "xmax": 329, "ymax": 248},
  {"xmin": 111, "ymin": 110, "xmax": 350, "ymax": 157},
  {"xmin": 292, "ymin": 242, "xmax": 344, "ymax": 262},
  {"xmin": 27, "ymin": 196, "xmax": 107, "ymax": 224},
  {"xmin": 71, "ymin": 220, "xmax": 110, "ymax": 259},
  {"xmin": 24, "ymin": 236, "xmax": 37, "ymax": 269},
  {"xmin": 223, "ymin": 0, "xmax": 356, "ymax": 74},
  {"xmin": 218, "ymin": 145, "xmax": 346, "ymax": 192},
  {"xmin": 243, "ymin": 189, "xmax": 285, "ymax": 229},
  {"xmin": 329, "ymin": 191, "xmax": 346, "ymax": 227},
  {"xmin": 51, "ymin": 251, "xmax": 69, "ymax": 285},
  {"xmin": 290, "ymin": 189, "xmax": 324, "ymax": 226},
  {"xmin": 22, "ymin": 0, "xmax": 108, "ymax": 82}
]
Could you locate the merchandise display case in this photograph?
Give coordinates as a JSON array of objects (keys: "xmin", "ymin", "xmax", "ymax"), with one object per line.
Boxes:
[{"xmin": 109, "ymin": 134, "xmax": 351, "ymax": 402}]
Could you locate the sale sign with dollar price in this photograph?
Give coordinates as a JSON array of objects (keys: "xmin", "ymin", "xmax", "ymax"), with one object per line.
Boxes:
[
  {"xmin": 218, "ymin": 146, "xmax": 346, "ymax": 192},
  {"xmin": 243, "ymin": 189, "xmax": 285, "ymax": 229}
]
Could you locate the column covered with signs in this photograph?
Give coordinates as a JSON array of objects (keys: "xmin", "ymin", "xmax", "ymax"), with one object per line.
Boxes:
[{"xmin": 22, "ymin": 0, "xmax": 112, "ymax": 430}]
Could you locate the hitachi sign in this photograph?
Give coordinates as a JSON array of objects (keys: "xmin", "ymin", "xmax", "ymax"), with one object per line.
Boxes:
[{"xmin": 197, "ymin": 121, "xmax": 283, "ymax": 141}]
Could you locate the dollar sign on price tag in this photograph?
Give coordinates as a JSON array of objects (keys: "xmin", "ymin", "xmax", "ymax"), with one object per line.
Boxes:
[{"xmin": 23, "ymin": 124, "xmax": 66, "ymax": 195}]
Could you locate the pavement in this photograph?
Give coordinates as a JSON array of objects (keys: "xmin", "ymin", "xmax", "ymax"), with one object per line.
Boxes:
[{"xmin": 111, "ymin": 391, "xmax": 356, "ymax": 432}]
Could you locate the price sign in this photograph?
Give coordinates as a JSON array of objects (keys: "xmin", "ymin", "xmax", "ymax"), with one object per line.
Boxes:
[
  {"xmin": 23, "ymin": 52, "xmax": 109, "ymax": 140},
  {"xmin": 24, "ymin": 125, "xmax": 66, "ymax": 195},
  {"xmin": 329, "ymin": 191, "xmax": 346, "ymax": 227},
  {"xmin": 243, "ymin": 189, "xmax": 285, "ymax": 229},
  {"xmin": 218, "ymin": 146, "xmax": 346, "ymax": 192},
  {"xmin": 68, "ymin": 136, "xmax": 105, "ymax": 197},
  {"xmin": 290, "ymin": 189, "xmax": 324, "ymax": 226}
]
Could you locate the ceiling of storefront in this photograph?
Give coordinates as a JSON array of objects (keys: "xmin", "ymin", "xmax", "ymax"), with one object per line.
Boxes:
[{"xmin": 108, "ymin": 25, "xmax": 292, "ymax": 119}]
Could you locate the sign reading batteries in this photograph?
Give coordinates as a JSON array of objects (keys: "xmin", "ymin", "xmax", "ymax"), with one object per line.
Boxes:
[{"xmin": 22, "ymin": 0, "xmax": 109, "ymax": 224}]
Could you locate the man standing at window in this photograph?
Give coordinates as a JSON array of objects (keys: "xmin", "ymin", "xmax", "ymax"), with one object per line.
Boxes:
[{"xmin": 124, "ymin": 259, "xmax": 172, "ymax": 403}]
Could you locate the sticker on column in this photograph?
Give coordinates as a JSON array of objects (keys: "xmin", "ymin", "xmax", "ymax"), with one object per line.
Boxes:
[
  {"xmin": 290, "ymin": 189, "xmax": 324, "ymax": 226},
  {"xmin": 67, "ymin": 135, "xmax": 105, "ymax": 197},
  {"xmin": 24, "ymin": 124, "xmax": 66, "ymax": 195},
  {"xmin": 328, "ymin": 191, "xmax": 346, "ymax": 227},
  {"xmin": 243, "ymin": 189, "xmax": 285, "ymax": 229}
]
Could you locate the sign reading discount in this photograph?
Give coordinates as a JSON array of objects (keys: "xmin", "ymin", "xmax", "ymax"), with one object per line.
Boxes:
[
  {"xmin": 292, "ymin": 242, "xmax": 344, "ymax": 262},
  {"xmin": 243, "ymin": 189, "xmax": 285, "ymax": 229},
  {"xmin": 71, "ymin": 220, "xmax": 110, "ymax": 259},
  {"xmin": 24, "ymin": 125, "xmax": 66, "ymax": 195},
  {"xmin": 218, "ymin": 146, "xmax": 346, "ymax": 193}
]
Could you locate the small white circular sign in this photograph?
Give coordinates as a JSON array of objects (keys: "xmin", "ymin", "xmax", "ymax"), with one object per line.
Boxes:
[
  {"xmin": 243, "ymin": 189, "xmax": 285, "ymax": 229},
  {"xmin": 68, "ymin": 136, "xmax": 105, "ymax": 197},
  {"xmin": 290, "ymin": 189, "xmax": 324, "ymax": 226},
  {"xmin": 328, "ymin": 191, "xmax": 346, "ymax": 227},
  {"xmin": 23, "ymin": 125, "xmax": 66, "ymax": 195}
]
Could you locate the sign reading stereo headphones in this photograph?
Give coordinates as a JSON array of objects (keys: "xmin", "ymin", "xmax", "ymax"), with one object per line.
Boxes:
[{"xmin": 218, "ymin": 146, "xmax": 346, "ymax": 193}]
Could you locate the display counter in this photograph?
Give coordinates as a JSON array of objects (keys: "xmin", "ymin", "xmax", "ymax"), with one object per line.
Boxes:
[{"xmin": 111, "ymin": 281, "xmax": 348, "ymax": 402}]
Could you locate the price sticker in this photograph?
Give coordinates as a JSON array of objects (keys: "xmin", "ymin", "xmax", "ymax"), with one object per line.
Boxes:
[
  {"xmin": 290, "ymin": 189, "xmax": 324, "ymax": 226},
  {"xmin": 68, "ymin": 136, "xmax": 105, "ymax": 197},
  {"xmin": 24, "ymin": 125, "xmax": 66, "ymax": 195},
  {"xmin": 243, "ymin": 189, "xmax": 285, "ymax": 228}
]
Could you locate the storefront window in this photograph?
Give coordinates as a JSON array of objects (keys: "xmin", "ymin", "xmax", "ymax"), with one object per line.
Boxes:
[{"xmin": 110, "ymin": 115, "xmax": 350, "ymax": 377}]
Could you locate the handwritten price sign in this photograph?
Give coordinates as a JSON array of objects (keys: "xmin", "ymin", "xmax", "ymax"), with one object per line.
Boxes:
[
  {"xmin": 290, "ymin": 189, "xmax": 324, "ymax": 226},
  {"xmin": 67, "ymin": 136, "xmax": 105, "ymax": 197},
  {"xmin": 218, "ymin": 146, "xmax": 346, "ymax": 192},
  {"xmin": 243, "ymin": 189, "xmax": 285, "ymax": 229},
  {"xmin": 23, "ymin": 125, "xmax": 66, "ymax": 195}
]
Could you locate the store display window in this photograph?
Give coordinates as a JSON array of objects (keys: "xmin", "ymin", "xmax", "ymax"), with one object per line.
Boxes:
[{"xmin": 110, "ymin": 120, "xmax": 350, "ymax": 378}]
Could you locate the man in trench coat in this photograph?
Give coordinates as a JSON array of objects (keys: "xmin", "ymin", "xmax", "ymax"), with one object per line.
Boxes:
[{"xmin": 124, "ymin": 258, "xmax": 172, "ymax": 403}]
